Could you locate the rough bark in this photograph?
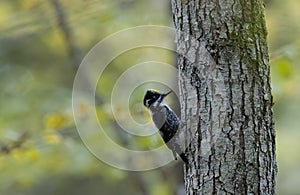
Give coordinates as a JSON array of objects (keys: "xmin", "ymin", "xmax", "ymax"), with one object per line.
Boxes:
[{"xmin": 171, "ymin": 0, "xmax": 277, "ymax": 194}]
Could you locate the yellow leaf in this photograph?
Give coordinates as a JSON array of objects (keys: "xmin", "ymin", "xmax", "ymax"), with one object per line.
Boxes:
[
  {"xmin": 43, "ymin": 133, "xmax": 61, "ymax": 144},
  {"xmin": 24, "ymin": 148, "xmax": 39, "ymax": 161},
  {"xmin": 276, "ymin": 59, "xmax": 293, "ymax": 78},
  {"xmin": 11, "ymin": 148, "xmax": 39, "ymax": 161},
  {"xmin": 45, "ymin": 113, "xmax": 69, "ymax": 130}
]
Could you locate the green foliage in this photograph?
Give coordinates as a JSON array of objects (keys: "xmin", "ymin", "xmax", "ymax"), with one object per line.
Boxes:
[
  {"xmin": 267, "ymin": 2, "xmax": 300, "ymax": 194},
  {"xmin": 0, "ymin": 0, "xmax": 177, "ymax": 194}
]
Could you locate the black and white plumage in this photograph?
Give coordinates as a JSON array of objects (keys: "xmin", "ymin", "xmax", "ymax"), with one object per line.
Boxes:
[{"xmin": 143, "ymin": 89, "xmax": 188, "ymax": 164}]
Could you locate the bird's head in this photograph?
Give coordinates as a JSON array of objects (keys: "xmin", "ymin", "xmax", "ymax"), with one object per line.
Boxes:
[{"xmin": 143, "ymin": 89, "xmax": 172, "ymax": 108}]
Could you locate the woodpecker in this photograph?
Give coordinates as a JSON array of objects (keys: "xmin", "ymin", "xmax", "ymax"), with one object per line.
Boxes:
[{"xmin": 143, "ymin": 89, "xmax": 188, "ymax": 164}]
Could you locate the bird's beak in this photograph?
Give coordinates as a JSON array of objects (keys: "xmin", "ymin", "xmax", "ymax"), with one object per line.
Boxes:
[{"xmin": 162, "ymin": 90, "xmax": 172, "ymax": 99}]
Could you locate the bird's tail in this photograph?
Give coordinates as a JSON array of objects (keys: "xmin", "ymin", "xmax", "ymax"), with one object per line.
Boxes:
[
  {"xmin": 179, "ymin": 152, "xmax": 188, "ymax": 164},
  {"xmin": 173, "ymin": 142, "xmax": 188, "ymax": 164}
]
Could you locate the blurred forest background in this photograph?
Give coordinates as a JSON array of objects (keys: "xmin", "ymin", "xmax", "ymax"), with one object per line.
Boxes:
[{"xmin": 0, "ymin": 0, "xmax": 300, "ymax": 194}]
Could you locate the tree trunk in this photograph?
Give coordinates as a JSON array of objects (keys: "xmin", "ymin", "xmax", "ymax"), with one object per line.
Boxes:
[{"xmin": 171, "ymin": 0, "xmax": 277, "ymax": 194}]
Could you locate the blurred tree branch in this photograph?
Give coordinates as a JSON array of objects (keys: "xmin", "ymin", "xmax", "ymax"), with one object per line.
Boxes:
[
  {"xmin": 49, "ymin": 0, "xmax": 82, "ymax": 68},
  {"xmin": 0, "ymin": 132, "xmax": 29, "ymax": 154},
  {"xmin": 48, "ymin": 0, "xmax": 103, "ymax": 105}
]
